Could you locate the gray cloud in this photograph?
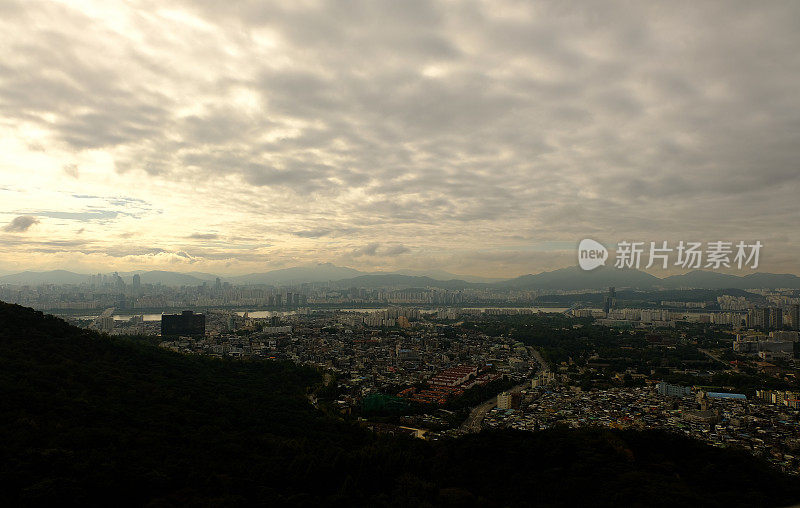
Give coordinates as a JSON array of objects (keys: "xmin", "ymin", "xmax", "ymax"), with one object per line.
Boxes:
[
  {"xmin": 1, "ymin": 1, "xmax": 799, "ymax": 274},
  {"xmin": 30, "ymin": 210, "xmax": 122, "ymax": 222},
  {"xmin": 16, "ymin": 194, "xmax": 156, "ymax": 226},
  {"xmin": 352, "ymin": 243, "xmax": 380, "ymax": 257},
  {"xmin": 290, "ymin": 226, "xmax": 359, "ymax": 238},
  {"xmin": 292, "ymin": 229, "xmax": 332, "ymax": 238},
  {"xmin": 383, "ymin": 244, "xmax": 410, "ymax": 256},
  {"xmin": 101, "ymin": 246, "xmax": 168, "ymax": 257},
  {"xmin": 3, "ymin": 215, "xmax": 39, "ymax": 232},
  {"xmin": 351, "ymin": 243, "xmax": 410, "ymax": 257}
]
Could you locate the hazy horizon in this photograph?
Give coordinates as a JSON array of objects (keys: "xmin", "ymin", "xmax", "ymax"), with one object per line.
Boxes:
[{"xmin": 1, "ymin": 263, "xmax": 799, "ymax": 283}]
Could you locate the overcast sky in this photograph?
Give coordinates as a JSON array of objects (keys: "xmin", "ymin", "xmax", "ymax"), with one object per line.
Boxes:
[{"xmin": 1, "ymin": 0, "xmax": 799, "ymax": 277}]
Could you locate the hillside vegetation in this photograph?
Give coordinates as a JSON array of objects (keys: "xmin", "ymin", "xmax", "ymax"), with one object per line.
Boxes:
[{"xmin": 2, "ymin": 302, "xmax": 799, "ymax": 507}]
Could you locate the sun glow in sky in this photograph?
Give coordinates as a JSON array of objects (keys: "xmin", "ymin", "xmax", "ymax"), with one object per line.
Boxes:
[{"xmin": 1, "ymin": 0, "xmax": 799, "ymax": 277}]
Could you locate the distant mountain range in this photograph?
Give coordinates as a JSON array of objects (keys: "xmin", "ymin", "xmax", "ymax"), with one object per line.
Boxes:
[
  {"xmin": 1, "ymin": 264, "xmax": 799, "ymax": 290},
  {"xmin": 119, "ymin": 270, "xmax": 219, "ymax": 286},
  {"xmin": 656, "ymin": 271, "xmax": 800, "ymax": 290},
  {"xmin": 499, "ymin": 267, "xmax": 800, "ymax": 291},
  {"xmin": 0, "ymin": 269, "xmax": 93, "ymax": 286},
  {"xmin": 498, "ymin": 267, "xmax": 661, "ymax": 290},
  {"xmin": 391, "ymin": 269, "xmax": 503, "ymax": 283},
  {"xmin": 0, "ymin": 269, "xmax": 219, "ymax": 287},
  {"xmin": 0, "ymin": 263, "xmax": 504, "ymax": 288},
  {"xmin": 330, "ymin": 274, "xmax": 485, "ymax": 290},
  {"xmin": 227, "ymin": 263, "xmax": 364, "ymax": 285},
  {"xmin": 226, "ymin": 264, "xmax": 498, "ymax": 285}
]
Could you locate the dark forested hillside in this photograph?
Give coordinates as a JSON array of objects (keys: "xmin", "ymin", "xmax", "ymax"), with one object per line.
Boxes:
[{"xmin": 2, "ymin": 301, "xmax": 799, "ymax": 507}]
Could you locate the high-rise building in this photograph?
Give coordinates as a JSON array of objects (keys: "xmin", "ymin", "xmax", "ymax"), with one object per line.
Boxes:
[
  {"xmin": 161, "ymin": 310, "xmax": 206, "ymax": 337},
  {"xmin": 748, "ymin": 307, "xmax": 771, "ymax": 330},
  {"xmin": 132, "ymin": 274, "xmax": 141, "ymax": 288},
  {"xmin": 497, "ymin": 391, "xmax": 521, "ymax": 410},
  {"xmin": 747, "ymin": 307, "xmax": 784, "ymax": 331},
  {"xmin": 98, "ymin": 315, "xmax": 115, "ymax": 333},
  {"xmin": 789, "ymin": 304, "xmax": 800, "ymax": 331},
  {"xmin": 603, "ymin": 287, "xmax": 617, "ymax": 314},
  {"xmin": 497, "ymin": 392, "xmax": 512, "ymax": 409},
  {"xmin": 770, "ymin": 307, "xmax": 783, "ymax": 330}
]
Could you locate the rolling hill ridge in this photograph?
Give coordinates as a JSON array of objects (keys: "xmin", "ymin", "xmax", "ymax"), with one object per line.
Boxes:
[
  {"xmin": 1, "ymin": 302, "xmax": 800, "ymax": 506},
  {"xmin": 2, "ymin": 265, "xmax": 799, "ymax": 290}
]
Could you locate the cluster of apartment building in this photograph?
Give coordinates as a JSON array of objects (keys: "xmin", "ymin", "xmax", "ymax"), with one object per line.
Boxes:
[
  {"xmin": 755, "ymin": 389, "xmax": 800, "ymax": 409},
  {"xmin": 484, "ymin": 385, "xmax": 800, "ymax": 475},
  {"xmin": 573, "ymin": 307, "xmax": 748, "ymax": 327},
  {"xmin": 733, "ymin": 331, "xmax": 799, "ymax": 361},
  {"xmin": 156, "ymin": 308, "xmax": 532, "ymax": 414}
]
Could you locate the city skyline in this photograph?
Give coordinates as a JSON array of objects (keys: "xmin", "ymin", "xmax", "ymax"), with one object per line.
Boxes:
[{"xmin": 2, "ymin": 1, "xmax": 800, "ymax": 277}]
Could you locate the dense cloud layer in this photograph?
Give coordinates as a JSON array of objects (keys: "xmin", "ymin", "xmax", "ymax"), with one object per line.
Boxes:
[{"xmin": 0, "ymin": 1, "xmax": 798, "ymax": 276}]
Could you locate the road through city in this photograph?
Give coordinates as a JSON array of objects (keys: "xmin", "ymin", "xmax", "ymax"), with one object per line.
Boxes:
[{"xmin": 459, "ymin": 346, "xmax": 549, "ymax": 433}]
